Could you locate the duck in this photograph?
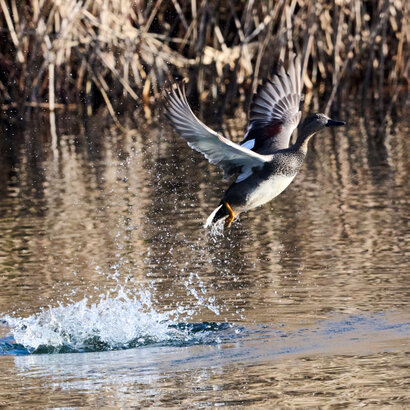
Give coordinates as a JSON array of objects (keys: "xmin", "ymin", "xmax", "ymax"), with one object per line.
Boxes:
[{"xmin": 165, "ymin": 55, "xmax": 345, "ymax": 228}]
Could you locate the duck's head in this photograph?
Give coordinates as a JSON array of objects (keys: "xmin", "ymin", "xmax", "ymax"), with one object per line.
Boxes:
[{"xmin": 301, "ymin": 113, "xmax": 346, "ymax": 137}]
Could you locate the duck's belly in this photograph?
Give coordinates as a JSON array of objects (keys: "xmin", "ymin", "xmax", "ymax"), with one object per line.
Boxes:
[{"xmin": 243, "ymin": 174, "xmax": 295, "ymax": 211}]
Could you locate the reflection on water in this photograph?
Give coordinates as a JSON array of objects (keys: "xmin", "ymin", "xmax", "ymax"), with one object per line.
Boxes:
[{"xmin": 0, "ymin": 107, "xmax": 409, "ymax": 406}]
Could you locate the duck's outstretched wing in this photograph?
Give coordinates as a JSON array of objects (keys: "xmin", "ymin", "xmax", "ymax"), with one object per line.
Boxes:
[
  {"xmin": 165, "ymin": 84, "xmax": 270, "ymax": 178},
  {"xmin": 241, "ymin": 54, "xmax": 303, "ymax": 154}
]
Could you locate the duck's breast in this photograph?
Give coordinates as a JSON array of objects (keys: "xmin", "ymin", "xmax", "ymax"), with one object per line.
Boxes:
[{"xmin": 244, "ymin": 173, "xmax": 296, "ymax": 210}]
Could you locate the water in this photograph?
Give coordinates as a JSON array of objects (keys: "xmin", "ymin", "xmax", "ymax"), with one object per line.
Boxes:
[{"xmin": 0, "ymin": 108, "xmax": 409, "ymax": 406}]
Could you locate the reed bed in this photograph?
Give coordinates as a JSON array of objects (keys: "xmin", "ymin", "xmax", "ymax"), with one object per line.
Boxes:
[{"xmin": 0, "ymin": 0, "xmax": 408, "ymax": 123}]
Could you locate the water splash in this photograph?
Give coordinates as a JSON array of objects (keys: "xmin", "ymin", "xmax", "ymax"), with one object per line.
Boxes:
[
  {"xmin": 0, "ymin": 286, "xmax": 228, "ymax": 355},
  {"xmin": 208, "ymin": 218, "xmax": 226, "ymax": 237},
  {"xmin": 184, "ymin": 273, "xmax": 220, "ymax": 316}
]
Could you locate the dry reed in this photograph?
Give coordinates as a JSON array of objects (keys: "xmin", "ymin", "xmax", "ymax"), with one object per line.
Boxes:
[{"xmin": 0, "ymin": 0, "xmax": 408, "ymax": 123}]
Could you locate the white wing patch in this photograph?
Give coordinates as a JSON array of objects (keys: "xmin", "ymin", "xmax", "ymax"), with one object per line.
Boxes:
[{"xmin": 241, "ymin": 139, "xmax": 255, "ymax": 150}]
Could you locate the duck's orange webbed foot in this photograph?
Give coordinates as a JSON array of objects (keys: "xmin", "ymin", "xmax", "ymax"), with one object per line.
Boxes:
[{"xmin": 224, "ymin": 202, "xmax": 237, "ymax": 227}]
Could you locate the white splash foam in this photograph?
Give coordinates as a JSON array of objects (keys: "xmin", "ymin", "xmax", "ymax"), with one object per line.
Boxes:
[
  {"xmin": 2, "ymin": 289, "xmax": 179, "ymax": 352},
  {"xmin": 208, "ymin": 218, "xmax": 226, "ymax": 237},
  {"xmin": 2, "ymin": 280, "xmax": 224, "ymax": 353}
]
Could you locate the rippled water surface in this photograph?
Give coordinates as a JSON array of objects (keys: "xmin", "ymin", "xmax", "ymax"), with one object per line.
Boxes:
[{"xmin": 0, "ymin": 107, "xmax": 409, "ymax": 407}]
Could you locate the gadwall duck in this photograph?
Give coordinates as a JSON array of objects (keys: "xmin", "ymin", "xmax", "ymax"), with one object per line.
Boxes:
[{"xmin": 165, "ymin": 56, "xmax": 345, "ymax": 227}]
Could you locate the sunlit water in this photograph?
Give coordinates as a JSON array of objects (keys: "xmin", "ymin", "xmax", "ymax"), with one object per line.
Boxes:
[{"xmin": 0, "ymin": 107, "xmax": 409, "ymax": 406}]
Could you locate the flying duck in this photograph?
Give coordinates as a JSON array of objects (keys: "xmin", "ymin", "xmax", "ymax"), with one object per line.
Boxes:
[{"xmin": 165, "ymin": 55, "xmax": 345, "ymax": 228}]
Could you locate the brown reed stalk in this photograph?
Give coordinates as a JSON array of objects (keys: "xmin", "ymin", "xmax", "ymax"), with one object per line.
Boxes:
[{"xmin": 0, "ymin": 0, "xmax": 406, "ymax": 125}]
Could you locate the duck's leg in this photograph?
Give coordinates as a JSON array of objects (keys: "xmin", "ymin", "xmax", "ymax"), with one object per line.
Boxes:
[{"xmin": 224, "ymin": 202, "xmax": 237, "ymax": 227}]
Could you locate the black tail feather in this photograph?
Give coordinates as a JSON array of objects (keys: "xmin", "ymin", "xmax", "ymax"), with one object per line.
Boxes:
[{"xmin": 205, "ymin": 203, "xmax": 228, "ymax": 227}]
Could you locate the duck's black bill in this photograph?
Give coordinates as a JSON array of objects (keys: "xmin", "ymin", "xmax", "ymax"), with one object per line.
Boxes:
[{"xmin": 326, "ymin": 119, "xmax": 346, "ymax": 127}]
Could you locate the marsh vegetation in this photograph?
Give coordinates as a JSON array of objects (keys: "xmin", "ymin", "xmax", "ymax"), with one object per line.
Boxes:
[{"xmin": 0, "ymin": 0, "xmax": 407, "ymax": 126}]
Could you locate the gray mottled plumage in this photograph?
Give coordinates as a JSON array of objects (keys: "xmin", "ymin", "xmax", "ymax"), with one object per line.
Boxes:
[
  {"xmin": 220, "ymin": 148, "xmax": 306, "ymax": 211},
  {"xmin": 165, "ymin": 56, "xmax": 346, "ymax": 228}
]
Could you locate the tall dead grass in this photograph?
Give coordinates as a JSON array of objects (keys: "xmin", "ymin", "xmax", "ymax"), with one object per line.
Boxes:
[{"xmin": 0, "ymin": 0, "xmax": 408, "ymax": 123}]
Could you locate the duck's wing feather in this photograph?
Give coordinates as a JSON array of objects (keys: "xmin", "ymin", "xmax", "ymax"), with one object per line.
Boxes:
[
  {"xmin": 241, "ymin": 54, "xmax": 302, "ymax": 154},
  {"xmin": 165, "ymin": 84, "xmax": 270, "ymax": 178}
]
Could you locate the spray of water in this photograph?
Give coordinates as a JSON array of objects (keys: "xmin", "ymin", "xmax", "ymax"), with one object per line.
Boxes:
[
  {"xmin": 0, "ymin": 263, "xmax": 231, "ymax": 355},
  {"xmin": 208, "ymin": 218, "xmax": 226, "ymax": 237},
  {"xmin": 0, "ymin": 150, "xmax": 237, "ymax": 355},
  {"xmin": 1, "ymin": 281, "xmax": 230, "ymax": 354}
]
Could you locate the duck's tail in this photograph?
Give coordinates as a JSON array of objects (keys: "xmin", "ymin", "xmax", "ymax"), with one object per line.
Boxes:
[{"xmin": 204, "ymin": 203, "xmax": 228, "ymax": 228}]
